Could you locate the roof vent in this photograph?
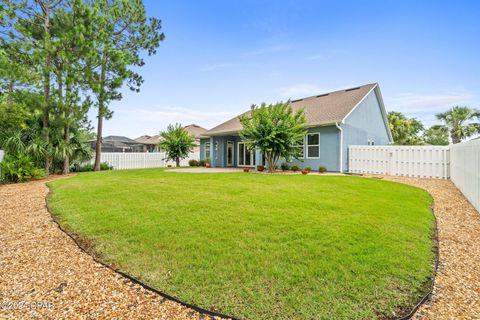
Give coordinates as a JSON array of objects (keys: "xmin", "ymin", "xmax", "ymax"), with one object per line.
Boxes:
[
  {"xmin": 345, "ymin": 86, "xmax": 360, "ymax": 92},
  {"xmin": 316, "ymin": 93, "xmax": 329, "ymax": 98}
]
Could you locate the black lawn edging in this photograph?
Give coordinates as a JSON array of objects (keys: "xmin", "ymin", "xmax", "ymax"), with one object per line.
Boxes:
[
  {"xmin": 44, "ymin": 179, "xmax": 439, "ymax": 320},
  {"xmin": 394, "ymin": 201, "xmax": 439, "ymax": 320},
  {"xmin": 44, "ymin": 188, "xmax": 237, "ymax": 320}
]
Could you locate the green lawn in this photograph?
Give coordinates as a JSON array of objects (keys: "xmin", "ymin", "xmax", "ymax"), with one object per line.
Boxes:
[{"xmin": 47, "ymin": 169, "xmax": 435, "ymax": 320}]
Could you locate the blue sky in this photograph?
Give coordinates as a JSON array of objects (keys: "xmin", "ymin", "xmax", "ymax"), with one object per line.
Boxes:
[{"xmin": 94, "ymin": 0, "xmax": 480, "ymax": 138}]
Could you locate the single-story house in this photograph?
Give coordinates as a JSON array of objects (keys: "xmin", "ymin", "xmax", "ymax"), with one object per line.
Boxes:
[
  {"xmin": 134, "ymin": 134, "xmax": 162, "ymax": 152},
  {"xmin": 90, "ymin": 136, "xmax": 147, "ymax": 153},
  {"xmin": 199, "ymin": 83, "xmax": 393, "ymax": 172},
  {"xmin": 135, "ymin": 124, "xmax": 207, "ymax": 153}
]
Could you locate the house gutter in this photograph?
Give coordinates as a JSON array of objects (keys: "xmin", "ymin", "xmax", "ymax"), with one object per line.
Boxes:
[{"xmin": 335, "ymin": 122, "xmax": 343, "ymax": 173}]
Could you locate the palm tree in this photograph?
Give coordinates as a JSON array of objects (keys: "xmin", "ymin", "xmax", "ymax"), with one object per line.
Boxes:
[
  {"xmin": 436, "ymin": 106, "xmax": 480, "ymax": 144},
  {"xmin": 387, "ymin": 111, "xmax": 424, "ymax": 145},
  {"xmin": 423, "ymin": 125, "xmax": 449, "ymax": 145}
]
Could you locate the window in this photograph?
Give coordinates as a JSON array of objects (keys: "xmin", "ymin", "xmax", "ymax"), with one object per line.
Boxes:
[
  {"xmin": 306, "ymin": 133, "xmax": 320, "ymax": 159},
  {"xmin": 367, "ymin": 140, "xmax": 375, "ymax": 146},
  {"xmin": 205, "ymin": 142, "xmax": 211, "ymax": 159},
  {"xmin": 238, "ymin": 142, "xmax": 255, "ymax": 166}
]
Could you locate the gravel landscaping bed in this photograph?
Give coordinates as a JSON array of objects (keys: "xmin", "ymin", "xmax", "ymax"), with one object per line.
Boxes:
[
  {"xmin": 0, "ymin": 177, "xmax": 219, "ymax": 320},
  {"xmin": 372, "ymin": 175, "xmax": 480, "ymax": 319},
  {"xmin": 2, "ymin": 175, "xmax": 479, "ymax": 319}
]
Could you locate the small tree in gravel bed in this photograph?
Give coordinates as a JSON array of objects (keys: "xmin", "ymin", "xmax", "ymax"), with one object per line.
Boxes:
[{"xmin": 240, "ymin": 101, "xmax": 307, "ymax": 173}]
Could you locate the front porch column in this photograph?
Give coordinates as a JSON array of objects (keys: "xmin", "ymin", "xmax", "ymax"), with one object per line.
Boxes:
[{"xmin": 209, "ymin": 137, "xmax": 214, "ymax": 167}]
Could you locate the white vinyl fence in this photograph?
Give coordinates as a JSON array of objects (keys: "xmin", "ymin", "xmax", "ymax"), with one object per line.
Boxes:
[
  {"xmin": 450, "ymin": 139, "xmax": 480, "ymax": 213},
  {"xmin": 349, "ymin": 145, "xmax": 450, "ymax": 179},
  {"xmin": 89, "ymin": 152, "xmax": 200, "ymax": 170}
]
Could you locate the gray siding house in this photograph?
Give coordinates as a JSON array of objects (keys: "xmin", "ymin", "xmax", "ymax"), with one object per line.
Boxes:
[{"xmin": 199, "ymin": 83, "xmax": 392, "ymax": 172}]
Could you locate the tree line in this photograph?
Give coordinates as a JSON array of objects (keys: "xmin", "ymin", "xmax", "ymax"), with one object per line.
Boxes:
[
  {"xmin": 0, "ymin": 0, "xmax": 163, "ymax": 181},
  {"xmin": 388, "ymin": 106, "xmax": 480, "ymax": 145}
]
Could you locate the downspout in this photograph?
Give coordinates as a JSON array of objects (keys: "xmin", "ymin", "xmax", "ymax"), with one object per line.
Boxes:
[{"xmin": 335, "ymin": 122, "xmax": 343, "ymax": 173}]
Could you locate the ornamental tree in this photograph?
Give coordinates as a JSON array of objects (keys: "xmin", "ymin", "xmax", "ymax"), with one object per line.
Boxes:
[
  {"xmin": 240, "ymin": 101, "xmax": 307, "ymax": 173},
  {"xmin": 159, "ymin": 124, "xmax": 196, "ymax": 167}
]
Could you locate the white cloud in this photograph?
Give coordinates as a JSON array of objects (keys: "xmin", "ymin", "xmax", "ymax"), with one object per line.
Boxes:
[
  {"xmin": 244, "ymin": 44, "xmax": 290, "ymax": 56},
  {"xmin": 304, "ymin": 49, "xmax": 346, "ymax": 61},
  {"xmin": 277, "ymin": 83, "xmax": 323, "ymax": 98},
  {"xmin": 385, "ymin": 91, "xmax": 477, "ymax": 127},
  {"xmin": 277, "ymin": 83, "xmax": 339, "ymax": 99},
  {"xmin": 201, "ymin": 62, "xmax": 238, "ymax": 71},
  {"xmin": 387, "ymin": 93, "xmax": 474, "ymax": 113},
  {"xmin": 305, "ymin": 54, "xmax": 331, "ymax": 61},
  {"xmin": 97, "ymin": 106, "xmax": 238, "ymax": 138}
]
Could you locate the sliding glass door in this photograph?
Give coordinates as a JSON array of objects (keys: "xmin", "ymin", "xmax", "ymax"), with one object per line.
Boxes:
[{"xmin": 238, "ymin": 142, "xmax": 255, "ymax": 167}]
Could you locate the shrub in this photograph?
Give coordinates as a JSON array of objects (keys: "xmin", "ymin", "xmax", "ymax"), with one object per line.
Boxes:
[
  {"xmin": 319, "ymin": 166, "xmax": 327, "ymax": 173},
  {"xmin": 304, "ymin": 166, "xmax": 311, "ymax": 172},
  {"xmin": 1, "ymin": 154, "xmax": 46, "ymax": 183},
  {"xmin": 188, "ymin": 159, "xmax": 199, "ymax": 167},
  {"xmin": 269, "ymin": 163, "xmax": 278, "ymax": 171},
  {"xmin": 280, "ymin": 162, "xmax": 290, "ymax": 171},
  {"xmin": 100, "ymin": 162, "xmax": 113, "ymax": 171},
  {"xmin": 71, "ymin": 162, "xmax": 112, "ymax": 172},
  {"xmin": 198, "ymin": 160, "xmax": 206, "ymax": 167},
  {"xmin": 291, "ymin": 165, "xmax": 300, "ymax": 172}
]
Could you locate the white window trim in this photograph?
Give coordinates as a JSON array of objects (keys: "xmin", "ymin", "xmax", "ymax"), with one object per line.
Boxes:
[
  {"xmin": 237, "ymin": 142, "xmax": 255, "ymax": 167},
  {"xmin": 305, "ymin": 133, "xmax": 321, "ymax": 159}
]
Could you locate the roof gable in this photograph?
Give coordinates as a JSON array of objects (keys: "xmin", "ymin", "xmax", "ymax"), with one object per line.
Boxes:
[{"xmin": 204, "ymin": 83, "xmax": 378, "ymax": 136}]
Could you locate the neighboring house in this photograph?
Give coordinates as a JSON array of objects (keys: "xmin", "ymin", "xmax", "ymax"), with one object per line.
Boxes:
[
  {"xmin": 183, "ymin": 124, "xmax": 208, "ymax": 153},
  {"xmin": 134, "ymin": 135, "xmax": 162, "ymax": 152},
  {"xmin": 135, "ymin": 124, "xmax": 207, "ymax": 153},
  {"xmin": 90, "ymin": 136, "xmax": 146, "ymax": 153},
  {"xmin": 199, "ymin": 83, "xmax": 393, "ymax": 172}
]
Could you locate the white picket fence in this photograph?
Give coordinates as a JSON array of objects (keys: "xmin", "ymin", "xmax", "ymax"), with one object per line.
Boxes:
[
  {"xmin": 89, "ymin": 152, "xmax": 200, "ymax": 170},
  {"xmin": 450, "ymin": 139, "xmax": 480, "ymax": 213},
  {"xmin": 349, "ymin": 145, "xmax": 450, "ymax": 179}
]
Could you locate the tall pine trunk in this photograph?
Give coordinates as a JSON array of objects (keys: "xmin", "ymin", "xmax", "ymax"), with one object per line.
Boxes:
[
  {"xmin": 94, "ymin": 57, "xmax": 106, "ymax": 171},
  {"xmin": 42, "ymin": 4, "xmax": 51, "ymax": 175},
  {"xmin": 94, "ymin": 114, "xmax": 103, "ymax": 171},
  {"xmin": 63, "ymin": 124, "xmax": 70, "ymax": 174},
  {"xmin": 62, "ymin": 72, "xmax": 70, "ymax": 174}
]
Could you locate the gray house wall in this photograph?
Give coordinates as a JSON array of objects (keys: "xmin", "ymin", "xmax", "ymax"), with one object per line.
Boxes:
[
  {"xmin": 200, "ymin": 86, "xmax": 390, "ymax": 172},
  {"xmin": 201, "ymin": 126, "xmax": 340, "ymax": 171},
  {"xmin": 341, "ymin": 88, "xmax": 391, "ymax": 171},
  {"xmin": 289, "ymin": 126, "xmax": 340, "ymax": 172}
]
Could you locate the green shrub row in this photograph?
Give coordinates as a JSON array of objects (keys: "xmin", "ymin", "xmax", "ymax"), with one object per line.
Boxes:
[
  {"xmin": 70, "ymin": 162, "xmax": 113, "ymax": 172},
  {"xmin": 189, "ymin": 159, "xmax": 210, "ymax": 167},
  {"xmin": 280, "ymin": 162, "xmax": 327, "ymax": 173}
]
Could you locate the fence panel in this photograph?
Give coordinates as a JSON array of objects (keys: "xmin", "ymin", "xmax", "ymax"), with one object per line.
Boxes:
[
  {"xmin": 450, "ymin": 139, "xmax": 480, "ymax": 213},
  {"xmin": 89, "ymin": 152, "xmax": 200, "ymax": 170},
  {"xmin": 349, "ymin": 145, "xmax": 450, "ymax": 179}
]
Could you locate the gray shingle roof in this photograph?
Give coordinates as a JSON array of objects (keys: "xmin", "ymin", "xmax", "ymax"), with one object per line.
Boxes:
[{"xmin": 203, "ymin": 83, "xmax": 377, "ymax": 136}]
